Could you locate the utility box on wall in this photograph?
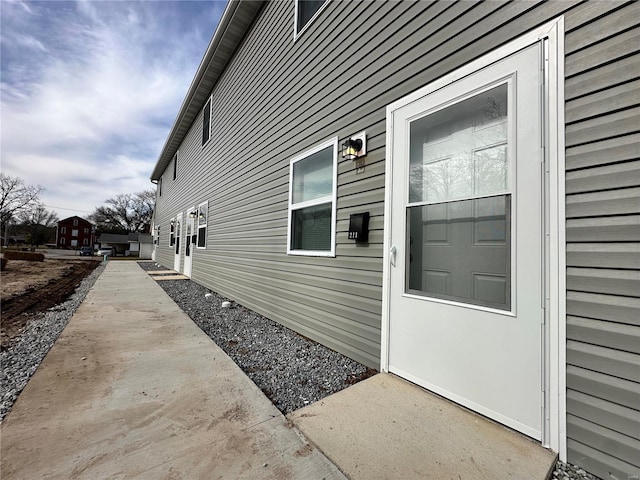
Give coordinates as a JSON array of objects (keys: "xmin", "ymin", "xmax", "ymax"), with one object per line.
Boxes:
[{"xmin": 348, "ymin": 212, "xmax": 370, "ymax": 243}]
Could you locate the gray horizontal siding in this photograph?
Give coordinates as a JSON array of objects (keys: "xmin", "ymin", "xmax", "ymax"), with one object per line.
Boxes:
[
  {"xmin": 567, "ymin": 365, "xmax": 640, "ymax": 412},
  {"xmin": 156, "ymin": 0, "xmax": 587, "ymax": 369},
  {"xmin": 566, "ymin": 188, "xmax": 640, "ymax": 217},
  {"xmin": 153, "ymin": 2, "xmax": 639, "ymax": 477},
  {"xmin": 564, "ymin": 2, "xmax": 640, "ymax": 477},
  {"xmin": 566, "ymin": 268, "xmax": 640, "ymax": 297},
  {"xmin": 567, "ymin": 414, "xmax": 640, "ymax": 469}
]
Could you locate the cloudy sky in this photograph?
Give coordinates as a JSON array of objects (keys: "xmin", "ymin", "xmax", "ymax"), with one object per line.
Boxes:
[{"xmin": 1, "ymin": 0, "xmax": 225, "ymax": 220}]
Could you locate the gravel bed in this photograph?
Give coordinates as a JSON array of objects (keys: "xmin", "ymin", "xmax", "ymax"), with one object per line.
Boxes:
[
  {"xmin": 551, "ymin": 461, "xmax": 601, "ymax": 480},
  {"xmin": 0, "ymin": 262, "xmax": 106, "ymax": 422},
  {"xmin": 138, "ymin": 261, "xmax": 375, "ymax": 415}
]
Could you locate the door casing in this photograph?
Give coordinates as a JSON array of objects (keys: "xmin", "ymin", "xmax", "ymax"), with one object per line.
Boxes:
[
  {"xmin": 381, "ymin": 18, "xmax": 566, "ymax": 458},
  {"xmin": 183, "ymin": 207, "xmax": 195, "ymax": 278},
  {"xmin": 174, "ymin": 212, "xmax": 182, "ymax": 271}
]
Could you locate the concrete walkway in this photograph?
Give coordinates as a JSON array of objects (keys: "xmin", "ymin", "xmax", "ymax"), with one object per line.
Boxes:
[
  {"xmin": 290, "ymin": 373, "xmax": 557, "ymax": 480},
  {"xmin": 0, "ymin": 262, "xmax": 344, "ymax": 480}
]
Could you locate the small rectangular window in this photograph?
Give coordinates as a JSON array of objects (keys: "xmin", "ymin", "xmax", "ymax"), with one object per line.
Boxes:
[
  {"xmin": 170, "ymin": 219, "xmax": 175, "ymax": 246},
  {"xmin": 202, "ymin": 99, "xmax": 211, "ymax": 145},
  {"xmin": 61, "ymin": 226, "xmax": 66, "ymax": 234},
  {"xmin": 73, "ymin": 219, "xmax": 78, "ymax": 226},
  {"xmin": 295, "ymin": 0, "xmax": 326, "ymax": 37},
  {"xmin": 60, "ymin": 237, "xmax": 66, "ymax": 245},
  {"xmin": 287, "ymin": 137, "xmax": 337, "ymax": 256},
  {"xmin": 84, "ymin": 228, "xmax": 89, "ymax": 234},
  {"xmin": 173, "ymin": 152, "xmax": 178, "ymax": 180},
  {"xmin": 72, "ymin": 229, "xmax": 79, "ymax": 237},
  {"xmin": 196, "ymin": 202, "xmax": 208, "ymax": 248}
]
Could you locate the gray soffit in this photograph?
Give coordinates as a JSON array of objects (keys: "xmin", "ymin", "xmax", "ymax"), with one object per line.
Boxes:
[{"xmin": 150, "ymin": 0, "xmax": 265, "ymax": 181}]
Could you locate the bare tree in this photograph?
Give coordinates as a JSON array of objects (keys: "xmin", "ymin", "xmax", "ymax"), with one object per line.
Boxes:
[
  {"xmin": 1, "ymin": 173, "xmax": 43, "ymax": 246},
  {"xmin": 1, "ymin": 173, "xmax": 42, "ymax": 225},
  {"xmin": 89, "ymin": 189, "xmax": 155, "ymax": 233},
  {"xmin": 17, "ymin": 204, "xmax": 59, "ymax": 246},
  {"xmin": 17, "ymin": 204, "xmax": 59, "ymax": 227}
]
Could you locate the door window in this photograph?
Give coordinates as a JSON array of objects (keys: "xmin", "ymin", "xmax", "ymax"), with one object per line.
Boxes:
[
  {"xmin": 185, "ymin": 218, "xmax": 192, "ymax": 257},
  {"xmin": 406, "ymin": 83, "xmax": 511, "ymax": 310},
  {"xmin": 175, "ymin": 220, "xmax": 181, "ymax": 255}
]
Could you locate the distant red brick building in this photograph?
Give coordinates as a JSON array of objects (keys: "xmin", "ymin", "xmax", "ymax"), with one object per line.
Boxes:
[{"xmin": 56, "ymin": 216, "xmax": 95, "ymax": 249}]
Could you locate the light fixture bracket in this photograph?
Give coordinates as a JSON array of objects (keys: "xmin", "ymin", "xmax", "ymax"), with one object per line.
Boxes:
[{"xmin": 342, "ymin": 131, "xmax": 367, "ymax": 160}]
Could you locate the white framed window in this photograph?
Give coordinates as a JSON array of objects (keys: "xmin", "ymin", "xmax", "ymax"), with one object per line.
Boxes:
[
  {"xmin": 61, "ymin": 226, "xmax": 66, "ymax": 234},
  {"xmin": 73, "ymin": 218, "xmax": 78, "ymax": 226},
  {"xmin": 173, "ymin": 152, "xmax": 178, "ymax": 180},
  {"xmin": 60, "ymin": 237, "xmax": 66, "ymax": 245},
  {"xmin": 196, "ymin": 201, "xmax": 208, "ymax": 248},
  {"xmin": 170, "ymin": 218, "xmax": 176, "ymax": 246},
  {"xmin": 202, "ymin": 98, "xmax": 211, "ymax": 145},
  {"xmin": 287, "ymin": 137, "xmax": 337, "ymax": 256},
  {"xmin": 72, "ymin": 229, "xmax": 79, "ymax": 237},
  {"xmin": 84, "ymin": 228, "xmax": 89, "ymax": 234},
  {"xmin": 294, "ymin": 0, "xmax": 328, "ymax": 39}
]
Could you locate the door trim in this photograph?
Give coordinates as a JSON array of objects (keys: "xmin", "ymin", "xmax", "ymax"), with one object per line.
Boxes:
[
  {"xmin": 174, "ymin": 211, "xmax": 182, "ymax": 272},
  {"xmin": 381, "ymin": 17, "xmax": 565, "ymax": 458},
  {"xmin": 183, "ymin": 205, "xmax": 195, "ymax": 278}
]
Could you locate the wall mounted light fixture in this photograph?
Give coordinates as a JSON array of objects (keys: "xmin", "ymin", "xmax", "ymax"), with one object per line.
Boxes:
[
  {"xmin": 189, "ymin": 210, "xmax": 197, "ymax": 218},
  {"xmin": 342, "ymin": 131, "xmax": 366, "ymax": 160}
]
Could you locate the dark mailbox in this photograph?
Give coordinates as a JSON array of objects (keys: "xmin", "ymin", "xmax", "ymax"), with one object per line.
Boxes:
[{"xmin": 348, "ymin": 212, "xmax": 370, "ymax": 242}]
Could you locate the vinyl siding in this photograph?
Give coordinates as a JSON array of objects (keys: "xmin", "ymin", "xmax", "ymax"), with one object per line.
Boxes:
[
  {"xmin": 153, "ymin": 1, "xmax": 640, "ymax": 477},
  {"xmin": 564, "ymin": 1, "xmax": 640, "ymax": 478}
]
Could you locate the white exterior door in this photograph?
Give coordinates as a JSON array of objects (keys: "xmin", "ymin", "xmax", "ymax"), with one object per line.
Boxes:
[
  {"xmin": 183, "ymin": 209, "xmax": 194, "ymax": 278},
  {"xmin": 174, "ymin": 212, "xmax": 182, "ymax": 271},
  {"xmin": 387, "ymin": 43, "xmax": 544, "ymax": 440}
]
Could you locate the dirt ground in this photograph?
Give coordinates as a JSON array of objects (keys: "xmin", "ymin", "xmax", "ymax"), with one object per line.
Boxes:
[{"xmin": 1, "ymin": 258, "xmax": 100, "ymax": 349}]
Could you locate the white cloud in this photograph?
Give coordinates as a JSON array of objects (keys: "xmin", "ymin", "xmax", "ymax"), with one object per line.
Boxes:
[
  {"xmin": 0, "ymin": 0, "xmax": 224, "ymax": 220},
  {"xmin": 13, "ymin": 33, "xmax": 47, "ymax": 51}
]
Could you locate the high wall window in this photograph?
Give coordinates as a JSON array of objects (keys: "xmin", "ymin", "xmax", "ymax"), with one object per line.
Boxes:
[
  {"xmin": 295, "ymin": 0, "xmax": 327, "ymax": 37},
  {"xmin": 84, "ymin": 228, "xmax": 89, "ymax": 234},
  {"xmin": 196, "ymin": 201, "xmax": 208, "ymax": 248},
  {"xmin": 173, "ymin": 152, "xmax": 178, "ymax": 180},
  {"xmin": 73, "ymin": 219, "xmax": 78, "ymax": 226},
  {"xmin": 287, "ymin": 137, "xmax": 337, "ymax": 256},
  {"xmin": 61, "ymin": 226, "xmax": 66, "ymax": 234},
  {"xmin": 202, "ymin": 98, "xmax": 211, "ymax": 145}
]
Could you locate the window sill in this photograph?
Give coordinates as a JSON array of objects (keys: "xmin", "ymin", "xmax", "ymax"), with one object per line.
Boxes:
[{"xmin": 287, "ymin": 249, "xmax": 335, "ymax": 257}]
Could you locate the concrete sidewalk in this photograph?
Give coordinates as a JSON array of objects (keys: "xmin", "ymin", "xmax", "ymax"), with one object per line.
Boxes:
[
  {"xmin": 290, "ymin": 374, "xmax": 557, "ymax": 479},
  {"xmin": 0, "ymin": 262, "xmax": 344, "ymax": 479}
]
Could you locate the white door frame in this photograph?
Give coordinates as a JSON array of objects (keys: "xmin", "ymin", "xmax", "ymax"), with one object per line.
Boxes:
[
  {"xmin": 174, "ymin": 212, "xmax": 182, "ymax": 271},
  {"xmin": 183, "ymin": 207, "xmax": 195, "ymax": 278},
  {"xmin": 381, "ymin": 18, "xmax": 566, "ymax": 458}
]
